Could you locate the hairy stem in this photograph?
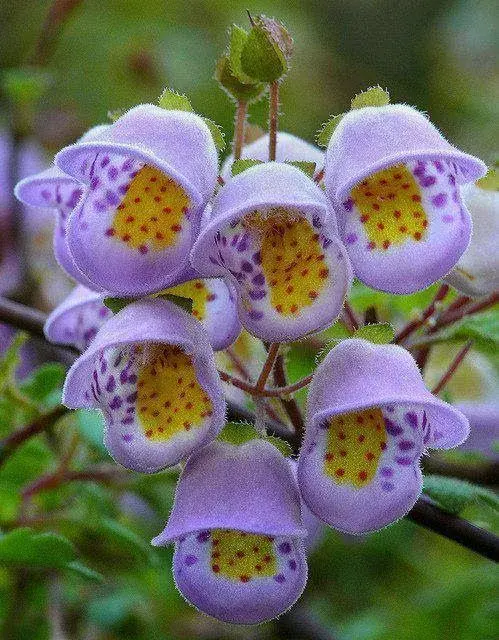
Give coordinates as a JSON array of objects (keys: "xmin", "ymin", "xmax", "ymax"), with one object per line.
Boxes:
[
  {"xmin": 233, "ymin": 100, "xmax": 247, "ymax": 160},
  {"xmin": 268, "ymin": 81, "xmax": 279, "ymax": 161},
  {"xmin": 432, "ymin": 340, "xmax": 473, "ymax": 395},
  {"xmin": 395, "ymin": 283, "xmax": 450, "ymax": 343}
]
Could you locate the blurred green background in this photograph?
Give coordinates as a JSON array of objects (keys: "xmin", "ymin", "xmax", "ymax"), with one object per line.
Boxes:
[{"xmin": 0, "ymin": 1, "xmax": 498, "ymax": 639}]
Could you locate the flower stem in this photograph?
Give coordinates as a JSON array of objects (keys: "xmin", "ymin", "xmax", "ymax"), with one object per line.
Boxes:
[
  {"xmin": 431, "ymin": 340, "xmax": 473, "ymax": 395},
  {"xmin": 268, "ymin": 81, "xmax": 279, "ymax": 161},
  {"xmin": 233, "ymin": 100, "xmax": 247, "ymax": 160},
  {"xmin": 273, "ymin": 353, "xmax": 305, "ymax": 439},
  {"xmin": 255, "ymin": 342, "xmax": 280, "ymax": 391},
  {"xmin": 395, "ymin": 283, "xmax": 450, "ymax": 343},
  {"xmin": 342, "ymin": 301, "xmax": 360, "ymax": 332}
]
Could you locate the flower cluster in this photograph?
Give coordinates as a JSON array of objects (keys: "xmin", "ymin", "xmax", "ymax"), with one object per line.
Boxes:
[{"xmin": 14, "ymin": 16, "xmax": 493, "ymax": 624}]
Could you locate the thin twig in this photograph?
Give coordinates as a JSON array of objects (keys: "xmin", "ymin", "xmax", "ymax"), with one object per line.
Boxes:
[
  {"xmin": 423, "ymin": 457, "xmax": 499, "ymax": 486},
  {"xmin": 218, "ymin": 368, "xmax": 313, "ymax": 397},
  {"xmin": 342, "ymin": 301, "xmax": 360, "ymax": 332},
  {"xmin": 268, "ymin": 81, "xmax": 279, "ymax": 161},
  {"xmin": 395, "ymin": 283, "xmax": 450, "ymax": 343},
  {"xmin": 432, "ymin": 340, "xmax": 473, "ymax": 395},
  {"xmin": 430, "ymin": 292, "xmax": 498, "ymax": 334},
  {"xmin": 30, "ymin": 0, "xmax": 84, "ymax": 66},
  {"xmin": 255, "ymin": 342, "xmax": 280, "ymax": 391},
  {"xmin": 233, "ymin": 100, "xmax": 247, "ymax": 161}
]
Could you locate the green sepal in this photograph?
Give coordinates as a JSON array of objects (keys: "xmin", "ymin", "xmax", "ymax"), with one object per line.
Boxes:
[
  {"xmin": 104, "ymin": 293, "xmax": 194, "ymax": 315},
  {"xmin": 231, "ymin": 158, "xmax": 264, "ymax": 176},
  {"xmin": 316, "ymin": 114, "xmax": 345, "ymax": 147},
  {"xmin": 228, "ymin": 25, "xmax": 255, "ymax": 84},
  {"xmin": 353, "ymin": 322, "xmax": 395, "ymax": 344},
  {"xmin": 215, "ymin": 55, "xmax": 266, "ymax": 103},
  {"xmin": 351, "ymin": 86, "xmax": 390, "ymax": 110},
  {"xmin": 218, "ymin": 421, "xmax": 292, "ymax": 456},
  {"xmin": 240, "ymin": 16, "xmax": 293, "ymax": 83},
  {"xmin": 158, "ymin": 88, "xmax": 193, "ymax": 112},
  {"xmin": 423, "ymin": 475, "xmax": 499, "ymax": 515},
  {"xmin": 476, "ymin": 167, "xmax": 499, "ymax": 192},
  {"xmin": 285, "ymin": 160, "xmax": 316, "ymax": 178},
  {"xmin": 103, "ymin": 297, "xmax": 137, "ymax": 314},
  {"xmin": 203, "ymin": 117, "xmax": 226, "ymax": 151}
]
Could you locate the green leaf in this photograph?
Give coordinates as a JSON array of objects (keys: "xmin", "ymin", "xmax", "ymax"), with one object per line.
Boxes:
[
  {"xmin": 215, "ymin": 55, "xmax": 266, "ymax": 103},
  {"xmin": 0, "ymin": 481, "xmax": 21, "ymax": 521},
  {"xmin": 0, "ymin": 332, "xmax": 27, "ymax": 393},
  {"xmin": 316, "ymin": 114, "xmax": 345, "ymax": 147},
  {"xmin": 476, "ymin": 167, "xmax": 499, "ymax": 192},
  {"xmin": 157, "ymin": 293, "xmax": 193, "ymax": 314},
  {"xmin": 218, "ymin": 421, "xmax": 259, "ymax": 445},
  {"xmin": 0, "ymin": 528, "xmax": 75, "ymax": 568},
  {"xmin": 353, "ymin": 323, "xmax": 395, "ymax": 344},
  {"xmin": 66, "ymin": 560, "xmax": 105, "ymax": 583},
  {"xmin": 285, "ymin": 160, "xmax": 316, "ymax": 178},
  {"xmin": 103, "ymin": 297, "xmax": 137, "ymax": 314},
  {"xmin": 99, "ymin": 518, "xmax": 151, "ymax": 561},
  {"xmin": 423, "ymin": 475, "xmax": 499, "ymax": 515},
  {"xmin": 231, "ymin": 158, "xmax": 264, "ymax": 176},
  {"xmin": 265, "ymin": 435, "xmax": 292, "ymax": 457},
  {"xmin": 76, "ymin": 409, "xmax": 108, "ymax": 454},
  {"xmin": 351, "ymin": 86, "xmax": 390, "ymax": 110},
  {"xmin": 158, "ymin": 88, "xmax": 193, "ymax": 112},
  {"xmin": 240, "ymin": 16, "xmax": 292, "ymax": 83},
  {"xmin": 203, "ymin": 117, "xmax": 226, "ymax": 151},
  {"xmin": 2, "ymin": 68, "xmax": 51, "ymax": 106},
  {"xmin": 417, "ymin": 310, "xmax": 498, "ymax": 356},
  {"xmin": 20, "ymin": 363, "xmax": 65, "ymax": 408}
]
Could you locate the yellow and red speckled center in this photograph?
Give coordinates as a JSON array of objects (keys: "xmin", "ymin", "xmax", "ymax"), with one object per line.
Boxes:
[
  {"xmin": 324, "ymin": 408, "xmax": 387, "ymax": 487},
  {"xmin": 162, "ymin": 280, "xmax": 215, "ymax": 321},
  {"xmin": 137, "ymin": 345, "xmax": 212, "ymax": 441},
  {"xmin": 210, "ymin": 529, "xmax": 277, "ymax": 582},
  {"xmin": 110, "ymin": 165, "xmax": 190, "ymax": 252},
  {"xmin": 350, "ymin": 164, "xmax": 428, "ymax": 251},
  {"xmin": 244, "ymin": 209, "xmax": 330, "ymax": 316}
]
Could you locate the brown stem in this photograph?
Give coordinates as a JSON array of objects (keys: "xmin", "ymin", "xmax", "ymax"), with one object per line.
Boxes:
[
  {"xmin": 423, "ymin": 457, "xmax": 499, "ymax": 486},
  {"xmin": 395, "ymin": 283, "xmax": 450, "ymax": 343},
  {"xmin": 432, "ymin": 340, "xmax": 473, "ymax": 395},
  {"xmin": 273, "ymin": 354, "xmax": 305, "ymax": 441},
  {"xmin": 233, "ymin": 100, "xmax": 247, "ymax": 161},
  {"xmin": 313, "ymin": 168, "xmax": 324, "ymax": 183},
  {"xmin": 218, "ymin": 368, "xmax": 313, "ymax": 398},
  {"xmin": 342, "ymin": 301, "xmax": 360, "ymax": 332},
  {"xmin": 430, "ymin": 292, "xmax": 498, "ymax": 334},
  {"xmin": 0, "ymin": 406, "xmax": 67, "ymax": 469},
  {"xmin": 30, "ymin": 0, "xmax": 84, "ymax": 66},
  {"xmin": 256, "ymin": 343, "xmax": 280, "ymax": 391},
  {"xmin": 268, "ymin": 81, "xmax": 279, "ymax": 161}
]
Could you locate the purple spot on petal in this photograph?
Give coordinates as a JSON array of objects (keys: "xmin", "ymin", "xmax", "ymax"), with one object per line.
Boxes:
[
  {"xmin": 288, "ymin": 559, "xmax": 297, "ymax": 571},
  {"xmin": 381, "ymin": 467, "xmax": 394, "ymax": 477},
  {"xmin": 442, "ymin": 214, "xmax": 454, "ymax": 223},
  {"xmin": 278, "ymin": 542, "xmax": 291, "ymax": 554},
  {"xmin": 100, "ymin": 156, "xmax": 110, "ymax": 168},
  {"xmin": 420, "ymin": 175, "xmax": 436, "ymax": 188},
  {"xmin": 252, "ymin": 273, "xmax": 265, "ymax": 286},
  {"xmin": 106, "ymin": 376, "xmax": 116, "ymax": 393},
  {"xmin": 196, "ymin": 531, "xmax": 210, "ymax": 543},
  {"xmin": 404, "ymin": 412, "xmax": 418, "ymax": 429},
  {"xmin": 274, "ymin": 574, "xmax": 286, "ymax": 584},
  {"xmin": 108, "ymin": 166, "xmax": 118, "ymax": 181},
  {"xmin": 399, "ymin": 440, "xmax": 415, "ymax": 451},
  {"xmin": 395, "ymin": 456, "xmax": 413, "ymax": 466},
  {"xmin": 249, "ymin": 289, "xmax": 266, "ymax": 300},
  {"xmin": 122, "ymin": 433, "xmax": 133, "ymax": 442},
  {"xmin": 343, "ymin": 198, "xmax": 354, "ymax": 212},
  {"xmin": 381, "ymin": 482, "xmax": 394, "ymax": 492},
  {"xmin": 252, "ymin": 251, "xmax": 262, "ymax": 265},
  {"xmin": 109, "ymin": 396, "xmax": 122, "ymax": 410},
  {"xmin": 184, "ymin": 555, "xmax": 198, "ymax": 566},
  {"xmin": 242, "ymin": 261, "xmax": 253, "ymax": 273},
  {"xmin": 431, "ymin": 192, "xmax": 447, "ymax": 208},
  {"xmin": 385, "ymin": 418, "xmax": 403, "ymax": 436},
  {"xmin": 248, "ymin": 310, "xmax": 264, "ymax": 320},
  {"xmin": 345, "ymin": 233, "xmax": 358, "ymax": 245},
  {"xmin": 106, "ymin": 190, "xmax": 119, "ymax": 206}
]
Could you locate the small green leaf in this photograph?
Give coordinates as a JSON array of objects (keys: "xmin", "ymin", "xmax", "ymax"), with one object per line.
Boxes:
[
  {"xmin": 423, "ymin": 475, "xmax": 499, "ymax": 515},
  {"xmin": 76, "ymin": 410, "xmax": 107, "ymax": 454},
  {"xmin": 0, "ymin": 332, "xmax": 27, "ymax": 394},
  {"xmin": 2, "ymin": 69, "xmax": 51, "ymax": 106},
  {"xmin": 353, "ymin": 323, "xmax": 395, "ymax": 344},
  {"xmin": 417, "ymin": 310, "xmax": 498, "ymax": 356},
  {"xmin": 285, "ymin": 161, "xmax": 316, "ymax": 178},
  {"xmin": 231, "ymin": 158, "xmax": 264, "ymax": 176},
  {"xmin": 351, "ymin": 86, "xmax": 390, "ymax": 110},
  {"xmin": 316, "ymin": 114, "xmax": 345, "ymax": 147},
  {"xmin": 476, "ymin": 167, "xmax": 499, "ymax": 192},
  {"xmin": 103, "ymin": 297, "xmax": 137, "ymax": 314},
  {"xmin": 0, "ymin": 528, "xmax": 76, "ymax": 568},
  {"xmin": 157, "ymin": 293, "xmax": 194, "ymax": 314},
  {"xmin": 66, "ymin": 560, "xmax": 105, "ymax": 583},
  {"xmin": 203, "ymin": 117, "xmax": 226, "ymax": 151},
  {"xmin": 240, "ymin": 16, "xmax": 292, "ymax": 83},
  {"xmin": 99, "ymin": 518, "xmax": 151, "ymax": 560},
  {"xmin": 20, "ymin": 363, "xmax": 65, "ymax": 408},
  {"xmin": 265, "ymin": 435, "xmax": 292, "ymax": 457},
  {"xmin": 158, "ymin": 88, "xmax": 193, "ymax": 112}
]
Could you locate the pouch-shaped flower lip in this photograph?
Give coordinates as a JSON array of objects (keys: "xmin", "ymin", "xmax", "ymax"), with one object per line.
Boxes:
[
  {"xmin": 191, "ymin": 162, "xmax": 352, "ymax": 342},
  {"xmin": 44, "ymin": 284, "xmax": 110, "ymax": 351},
  {"xmin": 152, "ymin": 440, "xmax": 308, "ymax": 624},
  {"xmin": 220, "ymin": 131, "xmax": 324, "ymax": 181},
  {"xmin": 325, "ymin": 104, "xmax": 486, "ymax": 206},
  {"xmin": 63, "ymin": 298, "xmax": 226, "ymax": 473},
  {"xmin": 298, "ymin": 339, "xmax": 469, "ymax": 534},
  {"xmin": 455, "ymin": 401, "xmax": 499, "ymax": 460},
  {"xmin": 54, "ymin": 105, "xmax": 218, "ymax": 296}
]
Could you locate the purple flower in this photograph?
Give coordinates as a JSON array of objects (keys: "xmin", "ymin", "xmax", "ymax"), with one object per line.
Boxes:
[
  {"xmin": 220, "ymin": 131, "xmax": 324, "ymax": 181},
  {"xmin": 324, "ymin": 104, "xmax": 486, "ymax": 293},
  {"xmin": 15, "ymin": 126, "xmax": 109, "ymax": 290},
  {"xmin": 455, "ymin": 402, "xmax": 499, "ymax": 460},
  {"xmin": 44, "ymin": 285, "xmax": 112, "ymax": 352},
  {"xmin": 298, "ymin": 339, "xmax": 470, "ymax": 534},
  {"xmin": 158, "ymin": 263, "xmax": 241, "ymax": 351},
  {"xmin": 62, "ymin": 298, "xmax": 225, "ymax": 473},
  {"xmin": 191, "ymin": 162, "xmax": 353, "ymax": 342},
  {"xmin": 152, "ymin": 440, "xmax": 307, "ymax": 624},
  {"xmin": 55, "ymin": 105, "xmax": 218, "ymax": 296},
  {"xmin": 445, "ymin": 179, "xmax": 499, "ymax": 296}
]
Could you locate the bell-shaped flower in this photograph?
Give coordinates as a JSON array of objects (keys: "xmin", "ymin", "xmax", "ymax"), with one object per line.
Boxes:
[
  {"xmin": 44, "ymin": 285, "xmax": 112, "ymax": 351},
  {"xmin": 455, "ymin": 402, "xmax": 498, "ymax": 460},
  {"xmin": 298, "ymin": 338, "xmax": 469, "ymax": 534},
  {"xmin": 191, "ymin": 162, "xmax": 353, "ymax": 342},
  {"xmin": 152, "ymin": 439, "xmax": 307, "ymax": 624},
  {"xmin": 324, "ymin": 104, "xmax": 486, "ymax": 293},
  {"xmin": 158, "ymin": 263, "xmax": 241, "ymax": 351},
  {"xmin": 220, "ymin": 131, "xmax": 324, "ymax": 181},
  {"xmin": 15, "ymin": 126, "xmax": 109, "ymax": 290},
  {"xmin": 55, "ymin": 105, "xmax": 218, "ymax": 296},
  {"xmin": 62, "ymin": 298, "xmax": 225, "ymax": 473},
  {"xmin": 445, "ymin": 177, "xmax": 499, "ymax": 296}
]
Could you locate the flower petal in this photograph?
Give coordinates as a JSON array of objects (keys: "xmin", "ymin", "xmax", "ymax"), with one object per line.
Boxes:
[
  {"xmin": 173, "ymin": 529, "xmax": 307, "ymax": 623},
  {"xmin": 44, "ymin": 285, "xmax": 111, "ymax": 351},
  {"xmin": 298, "ymin": 403, "xmax": 424, "ymax": 533},
  {"xmin": 63, "ymin": 298, "xmax": 225, "ymax": 472}
]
